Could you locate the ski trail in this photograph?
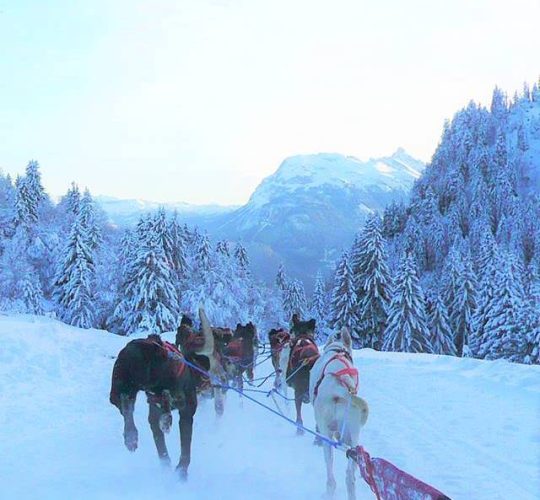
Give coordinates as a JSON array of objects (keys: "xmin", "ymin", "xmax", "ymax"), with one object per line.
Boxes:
[{"xmin": 1, "ymin": 316, "xmax": 538, "ymax": 500}]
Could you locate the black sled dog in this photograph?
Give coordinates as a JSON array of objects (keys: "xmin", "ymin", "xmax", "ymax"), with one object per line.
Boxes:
[{"xmin": 109, "ymin": 307, "xmax": 219, "ymax": 479}]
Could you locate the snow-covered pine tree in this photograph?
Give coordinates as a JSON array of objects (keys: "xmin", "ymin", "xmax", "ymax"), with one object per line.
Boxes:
[
  {"xmin": 284, "ymin": 279, "xmax": 308, "ymax": 320},
  {"xmin": 195, "ymin": 233, "xmax": 213, "ymax": 276},
  {"xmin": 450, "ymin": 253, "xmax": 477, "ymax": 356},
  {"xmin": 476, "ymin": 253, "xmax": 527, "ymax": 361},
  {"xmin": 442, "ymin": 245, "xmax": 463, "ymax": 330},
  {"xmin": 234, "ymin": 243, "xmax": 250, "ymax": 277},
  {"xmin": 14, "ymin": 176, "xmax": 34, "ymax": 227},
  {"xmin": 62, "ymin": 182, "xmax": 81, "ymax": 215},
  {"xmin": 0, "ymin": 172, "xmax": 16, "ymax": 240},
  {"xmin": 24, "ymin": 160, "xmax": 46, "ymax": 207},
  {"xmin": 429, "ymin": 294, "xmax": 456, "ymax": 355},
  {"xmin": 382, "ymin": 201, "xmax": 407, "ymax": 239},
  {"xmin": 216, "ymin": 239, "xmax": 231, "ymax": 258},
  {"xmin": 0, "ymin": 226, "xmax": 32, "ymax": 302},
  {"xmin": 169, "ymin": 213, "xmax": 189, "ymax": 281},
  {"xmin": 470, "ymin": 234, "xmax": 499, "ymax": 356},
  {"xmin": 490, "ymin": 86, "xmax": 507, "ymax": 122},
  {"xmin": 355, "ymin": 215, "xmax": 391, "ymax": 349},
  {"xmin": 79, "ymin": 189, "xmax": 102, "ymax": 250},
  {"xmin": 522, "ymin": 293, "xmax": 540, "ymax": 365},
  {"xmin": 54, "ymin": 212, "xmax": 96, "ymax": 329},
  {"xmin": 275, "ymin": 263, "xmax": 288, "ymax": 292},
  {"xmin": 310, "ymin": 271, "xmax": 328, "ymax": 339},
  {"xmin": 151, "ymin": 209, "xmax": 175, "ymax": 265},
  {"xmin": 383, "ymin": 253, "xmax": 432, "ymax": 353},
  {"xmin": 330, "ymin": 252, "xmax": 359, "ymax": 335},
  {"xmin": 119, "ymin": 235, "xmax": 179, "ymax": 335},
  {"xmin": 14, "ymin": 161, "xmax": 47, "ymax": 228},
  {"xmin": 21, "ymin": 272, "xmax": 45, "ymax": 315}
]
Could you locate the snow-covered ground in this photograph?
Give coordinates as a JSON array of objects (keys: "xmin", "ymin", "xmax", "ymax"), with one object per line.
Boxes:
[{"xmin": 0, "ymin": 314, "xmax": 538, "ymax": 499}]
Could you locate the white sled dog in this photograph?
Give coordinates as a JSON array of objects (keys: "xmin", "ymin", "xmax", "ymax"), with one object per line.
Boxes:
[{"xmin": 309, "ymin": 327, "xmax": 369, "ymax": 500}]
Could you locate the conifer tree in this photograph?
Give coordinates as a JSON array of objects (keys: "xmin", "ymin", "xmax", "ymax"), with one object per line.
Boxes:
[
  {"xmin": 383, "ymin": 253, "xmax": 432, "ymax": 353},
  {"xmin": 24, "ymin": 160, "xmax": 46, "ymax": 206},
  {"xmin": 442, "ymin": 246, "xmax": 463, "ymax": 330},
  {"xmin": 54, "ymin": 213, "xmax": 96, "ymax": 329},
  {"xmin": 169, "ymin": 213, "xmax": 189, "ymax": 281},
  {"xmin": 355, "ymin": 215, "xmax": 391, "ymax": 349},
  {"xmin": 64, "ymin": 182, "xmax": 81, "ymax": 214},
  {"xmin": 450, "ymin": 254, "xmax": 477, "ymax": 356},
  {"xmin": 429, "ymin": 294, "xmax": 456, "ymax": 355},
  {"xmin": 470, "ymin": 236, "xmax": 499, "ymax": 355},
  {"xmin": 79, "ymin": 189, "xmax": 102, "ymax": 250},
  {"xmin": 118, "ymin": 236, "xmax": 179, "ymax": 334},
  {"xmin": 234, "ymin": 243, "xmax": 250, "ymax": 275},
  {"xmin": 284, "ymin": 279, "xmax": 308, "ymax": 320},
  {"xmin": 476, "ymin": 254, "xmax": 527, "ymax": 360},
  {"xmin": 195, "ymin": 233, "xmax": 213, "ymax": 275},
  {"xmin": 331, "ymin": 252, "xmax": 359, "ymax": 334},
  {"xmin": 21, "ymin": 273, "xmax": 44, "ymax": 315},
  {"xmin": 14, "ymin": 176, "xmax": 34, "ymax": 226},
  {"xmin": 275, "ymin": 263, "xmax": 288, "ymax": 292},
  {"xmin": 310, "ymin": 271, "xmax": 328, "ymax": 335},
  {"xmin": 216, "ymin": 240, "xmax": 231, "ymax": 258}
]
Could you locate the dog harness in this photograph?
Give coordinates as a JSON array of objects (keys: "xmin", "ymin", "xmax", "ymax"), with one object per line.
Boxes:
[
  {"xmin": 269, "ymin": 329, "xmax": 291, "ymax": 352},
  {"xmin": 312, "ymin": 349, "xmax": 359, "ymax": 401}
]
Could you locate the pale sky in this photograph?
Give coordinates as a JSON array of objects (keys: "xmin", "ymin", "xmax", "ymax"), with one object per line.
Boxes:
[{"xmin": 0, "ymin": 0, "xmax": 538, "ymax": 205}]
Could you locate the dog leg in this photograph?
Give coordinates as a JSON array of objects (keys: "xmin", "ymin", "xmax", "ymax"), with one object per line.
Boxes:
[
  {"xmin": 346, "ymin": 455, "xmax": 356, "ymax": 500},
  {"xmin": 214, "ymin": 386, "xmax": 224, "ymax": 417},
  {"xmin": 324, "ymin": 441, "xmax": 336, "ymax": 498},
  {"xmin": 295, "ymin": 390, "xmax": 304, "ymax": 435},
  {"xmin": 120, "ymin": 393, "xmax": 138, "ymax": 452},
  {"xmin": 177, "ymin": 392, "xmax": 196, "ymax": 481},
  {"xmin": 148, "ymin": 402, "xmax": 171, "ymax": 466}
]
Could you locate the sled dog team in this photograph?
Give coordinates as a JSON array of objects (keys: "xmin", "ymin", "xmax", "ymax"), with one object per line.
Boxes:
[{"xmin": 110, "ymin": 307, "xmax": 369, "ymax": 499}]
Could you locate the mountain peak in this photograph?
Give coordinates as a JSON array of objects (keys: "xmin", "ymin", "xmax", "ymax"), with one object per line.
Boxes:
[{"xmin": 249, "ymin": 150, "xmax": 424, "ymax": 208}]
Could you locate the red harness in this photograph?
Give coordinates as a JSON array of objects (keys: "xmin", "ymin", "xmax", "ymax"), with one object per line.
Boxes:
[
  {"xmin": 313, "ymin": 350, "xmax": 359, "ymax": 401},
  {"xmin": 225, "ymin": 338, "xmax": 244, "ymax": 361},
  {"xmin": 270, "ymin": 330, "xmax": 291, "ymax": 353},
  {"xmin": 289, "ymin": 336, "xmax": 320, "ymax": 371},
  {"xmin": 162, "ymin": 341, "xmax": 187, "ymax": 378}
]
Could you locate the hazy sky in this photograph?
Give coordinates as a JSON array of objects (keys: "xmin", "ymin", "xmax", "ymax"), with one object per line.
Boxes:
[{"xmin": 0, "ymin": 0, "xmax": 538, "ymax": 205}]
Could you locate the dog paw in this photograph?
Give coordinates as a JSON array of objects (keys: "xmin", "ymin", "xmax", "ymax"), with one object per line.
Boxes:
[
  {"xmin": 159, "ymin": 412, "xmax": 173, "ymax": 433},
  {"xmin": 176, "ymin": 464, "xmax": 188, "ymax": 482},
  {"xmin": 124, "ymin": 430, "xmax": 138, "ymax": 452}
]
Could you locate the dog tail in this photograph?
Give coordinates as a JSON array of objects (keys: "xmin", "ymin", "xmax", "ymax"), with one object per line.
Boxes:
[{"xmin": 351, "ymin": 395, "xmax": 369, "ymax": 427}]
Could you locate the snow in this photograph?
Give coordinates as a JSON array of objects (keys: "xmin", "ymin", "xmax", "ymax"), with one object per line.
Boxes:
[
  {"xmin": 248, "ymin": 150, "xmax": 424, "ymax": 208},
  {"xmin": 1, "ymin": 314, "xmax": 538, "ymax": 499},
  {"xmin": 95, "ymin": 195, "xmax": 237, "ymax": 226}
]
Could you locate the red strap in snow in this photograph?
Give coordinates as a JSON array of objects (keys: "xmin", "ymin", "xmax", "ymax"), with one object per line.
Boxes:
[{"xmin": 349, "ymin": 446, "xmax": 450, "ymax": 500}]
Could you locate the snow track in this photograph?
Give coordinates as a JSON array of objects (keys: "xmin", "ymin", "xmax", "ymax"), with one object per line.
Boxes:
[{"xmin": 1, "ymin": 315, "xmax": 538, "ymax": 499}]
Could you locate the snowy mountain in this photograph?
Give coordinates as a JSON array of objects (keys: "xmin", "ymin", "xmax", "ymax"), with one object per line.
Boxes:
[
  {"xmin": 95, "ymin": 195, "xmax": 237, "ymax": 227},
  {"xmin": 95, "ymin": 150, "xmax": 423, "ymax": 286},
  {"xmin": 2, "ymin": 314, "xmax": 538, "ymax": 499},
  {"xmin": 213, "ymin": 149, "xmax": 423, "ymax": 284}
]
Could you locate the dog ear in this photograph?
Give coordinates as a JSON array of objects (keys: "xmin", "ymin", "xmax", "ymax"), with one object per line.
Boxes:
[
  {"xmin": 308, "ymin": 319, "xmax": 316, "ymax": 331},
  {"xmin": 181, "ymin": 314, "xmax": 192, "ymax": 327},
  {"xmin": 341, "ymin": 327, "xmax": 352, "ymax": 350}
]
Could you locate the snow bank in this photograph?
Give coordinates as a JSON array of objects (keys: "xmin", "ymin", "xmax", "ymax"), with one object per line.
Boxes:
[{"xmin": 0, "ymin": 314, "xmax": 538, "ymax": 499}]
